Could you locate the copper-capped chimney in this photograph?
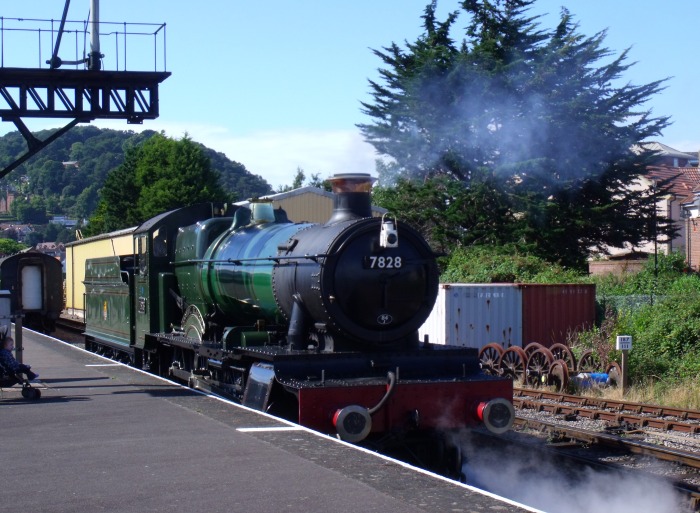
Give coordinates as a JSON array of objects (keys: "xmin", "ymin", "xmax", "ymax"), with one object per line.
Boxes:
[{"xmin": 326, "ymin": 173, "xmax": 376, "ymax": 224}]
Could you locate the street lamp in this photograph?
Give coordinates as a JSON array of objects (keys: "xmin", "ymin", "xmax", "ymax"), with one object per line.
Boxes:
[{"xmin": 651, "ymin": 179, "xmax": 658, "ymax": 306}]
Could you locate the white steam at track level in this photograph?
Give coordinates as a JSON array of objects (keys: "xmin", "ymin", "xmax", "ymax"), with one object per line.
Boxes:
[{"xmin": 457, "ymin": 432, "xmax": 686, "ymax": 513}]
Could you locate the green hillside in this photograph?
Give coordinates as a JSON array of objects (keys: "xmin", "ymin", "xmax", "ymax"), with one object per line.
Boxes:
[{"xmin": 0, "ymin": 126, "xmax": 273, "ymax": 222}]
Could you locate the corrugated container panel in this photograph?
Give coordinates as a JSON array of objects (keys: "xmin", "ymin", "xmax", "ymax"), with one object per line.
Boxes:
[
  {"xmin": 520, "ymin": 284, "xmax": 596, "ymax": 348},
  {"xmin": 418, "ymin": 284, "xmax": 522, "ymax": 349},
  {"xmin": 272, "ymin": 193, "xmax": 333, "ymax": 223}
]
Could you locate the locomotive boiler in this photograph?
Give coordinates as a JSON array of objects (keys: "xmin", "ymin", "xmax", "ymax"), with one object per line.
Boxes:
[{"xmin": 82, "ymin": 173, "xmax": 514, "ymax": 452}]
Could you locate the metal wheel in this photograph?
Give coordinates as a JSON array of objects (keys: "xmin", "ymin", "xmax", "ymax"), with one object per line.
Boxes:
[
  {"xmin": 499, "ymin": 347, "xmax": 528, "ymax": 383},
  {"xmin": 526, "ymin": 347, "xmax": 554, "ymax": 387},
  {"xmin": 479, "ymin": 343, "xmax": 504, "ymax": 375},
  {"xmin": 577, "ymin": 350, "xmax": 601, "ymax": 373},
  {"xmin": 524, "ymin": 342, "xmax": 545, "ymax": 358},
  {"xmin": 606, "ymin": 362, "xmax": 622, "ymax": 387},
  {"xmin": 548, "ymin": 359, "xmax": 570, "ymax": 392},
  {"xmin": 550, "ymin": 343, "xmax": 577, "ymax": 372},
  {"xmin": 182, "ymin": 305, "xmax": 205, "ymax": 342}
]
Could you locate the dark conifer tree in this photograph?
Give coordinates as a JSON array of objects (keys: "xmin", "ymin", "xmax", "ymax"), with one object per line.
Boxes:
[{"xmin": 361, "ymin": 0, "xmax": 671, "ymax": 269}]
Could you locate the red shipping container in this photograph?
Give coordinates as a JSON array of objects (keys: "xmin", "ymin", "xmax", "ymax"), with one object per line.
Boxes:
[{"xmin": 520, "ymin": 284, "xmax": 596, "ymax": 348}]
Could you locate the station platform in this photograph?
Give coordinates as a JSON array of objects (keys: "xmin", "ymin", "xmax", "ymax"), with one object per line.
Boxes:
[{"xmin": 0, "ymin": 330, "xmax": 539, "ymax": 513}]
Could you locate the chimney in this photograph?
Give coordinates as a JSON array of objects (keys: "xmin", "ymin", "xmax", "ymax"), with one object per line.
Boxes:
[{"xmin": 326, "ymin": 173, "xmax": 376, "ymax": 224}]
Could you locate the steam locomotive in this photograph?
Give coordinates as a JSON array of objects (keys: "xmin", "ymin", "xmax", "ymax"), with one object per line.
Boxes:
[{"xmin": 81, "ymin": 173, "xmax": 514, "ymax": 455}]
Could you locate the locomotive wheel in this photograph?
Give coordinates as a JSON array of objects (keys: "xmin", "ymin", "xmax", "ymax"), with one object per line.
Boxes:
[
  {"xmin": 182, "ymin": 305, "xmax": 205, "ymax": 342},
  {"xmin": 479, "ymin": 343, "xmax": 504, "ymax": 376},
  {"xmin": 499, "ymin": 347, "xmax": 528, "ymax": 383},
  {"xmin": 550, "ymin": 343, "xmax": 577, "ymax": 372},
  {"xmin": 524, "ymin": 342, "xmax": 545, "ymax": 358},
  {"xmin": 577, "ymin": 350, "xmax": 601, "ymax": 373},
  {"xmin": 606, "ymin": 362, "xmax": 622, "ymax": 387},
  {"xmin": 548, "ymin": 359, "xmax": 570, "ymax": 392},
  {"xmin": 526, "ymin": 347, "xmax": 554, "ymax": 388}
]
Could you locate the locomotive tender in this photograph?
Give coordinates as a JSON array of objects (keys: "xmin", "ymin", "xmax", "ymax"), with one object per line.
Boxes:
[{"xmin": 83, "ymin": 173, "xmax": 514, "ymax": 446}]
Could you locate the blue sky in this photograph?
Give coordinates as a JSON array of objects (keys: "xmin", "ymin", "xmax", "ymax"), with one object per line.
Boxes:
[{"xmin": 1, "ymin": 1, "xmax": 699, "ymax": 190}]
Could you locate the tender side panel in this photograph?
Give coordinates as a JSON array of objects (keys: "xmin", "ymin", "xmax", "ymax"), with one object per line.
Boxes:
[{"xmin": 84, "ymin": 256, "xmax": 132, "ymax": 349}]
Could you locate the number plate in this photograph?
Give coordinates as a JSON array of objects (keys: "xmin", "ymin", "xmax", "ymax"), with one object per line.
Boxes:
[{"xmin": 364, "ymin": 255, "xmax": 403, "ymax": 269}]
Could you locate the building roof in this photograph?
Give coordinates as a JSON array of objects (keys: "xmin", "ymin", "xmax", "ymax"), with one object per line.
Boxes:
[
  {"xmin": 647, "ymin": 166, "xmax": 700, "ymax": 204},
  {"xmin": 635, "ymin": 141, "xmax": 698, "ymax": 160}
]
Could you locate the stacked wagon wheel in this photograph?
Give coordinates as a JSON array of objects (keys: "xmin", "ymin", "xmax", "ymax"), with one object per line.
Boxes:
[
  {"xmin": 478, "ymin": 342, "xmax": 618, "ymax": 392},
  {"xmin": 547, "ymin": 360, "xmax": 570, "ymax": 392},
  {"xmin": 523, "ymin": 342, "xmax": 545, "ymax": 358},
  {"xmin": 525, "ymin": 347, "xmax": 554, "ymax": 388},
  {"xmin": 478, "ymin": 343, "xmax": 504, "ymax": 376},
  {"xmin": 498, "ymin": 347, "xmax": 528, "ymax": 383},
  {"xmin": 549, "ymin": 343, "xmax": 577, "ymax": 373},
  {"xmin": 577, "ymin": 350, "xmax": 601, "ymax": 373},
  {"xmin": 605, "ymin": 362, "xmax": 622, "ymax": 387}
]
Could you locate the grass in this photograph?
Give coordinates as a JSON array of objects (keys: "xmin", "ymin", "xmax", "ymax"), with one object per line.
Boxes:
[{"xmin": 564, "ymin": 378, "xmax": 700, "ymax": 411}]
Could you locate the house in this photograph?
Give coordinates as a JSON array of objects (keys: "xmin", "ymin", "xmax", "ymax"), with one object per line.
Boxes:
[
  {"xmin": 588, "ymin": 142, "xmax": 700, "ymax": 275},
  {"xmin": 0, "ymin": 189, "xmax": 16, "ymax": 214},
  {"xmin": 35, "ymin": 242, "xmax": 64, "ymax": 259},
  {"xmin": 235, "ymin": 185, "xmax": 387, "ymax": 224}
]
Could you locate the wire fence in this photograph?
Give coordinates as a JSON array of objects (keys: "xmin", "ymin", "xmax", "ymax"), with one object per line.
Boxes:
[
  {"xmin": 0, "ymin": 16, "xmax": 167, "ymax": 72},
  {"xmin": 596, "ymin": 294, "xmax": 658, "ymax": 314}
]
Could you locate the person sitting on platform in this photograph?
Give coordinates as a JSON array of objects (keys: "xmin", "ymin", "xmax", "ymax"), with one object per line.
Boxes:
[{"xmin": 0, "ymin": 337, "xmax": 38, "ymax": 387}]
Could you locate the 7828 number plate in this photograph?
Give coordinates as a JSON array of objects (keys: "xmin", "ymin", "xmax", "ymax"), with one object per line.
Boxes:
[{"xmin": 364, "ymin": 255, "xmax": 403, "ymax": 269}]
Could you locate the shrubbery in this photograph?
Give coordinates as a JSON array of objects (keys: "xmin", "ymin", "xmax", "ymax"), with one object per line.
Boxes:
[{"xmin": 441, "ymin": 245, "xmax": 585, "ymax": 283}]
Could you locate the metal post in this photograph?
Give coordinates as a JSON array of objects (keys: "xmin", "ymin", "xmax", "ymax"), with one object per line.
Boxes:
[
  {"xmin": 621, "ymin": 349, "xmax": 629, "ymax": 394},
  {"xmin": 14, "ymin": 313, "xmax": 23, "ymax": 364},
  {"xmin": 88, "ymin": 0, "xmax": 102, "ymax": 70}
]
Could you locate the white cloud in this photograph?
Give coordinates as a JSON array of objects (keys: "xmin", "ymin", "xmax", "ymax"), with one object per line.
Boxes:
[
  {"xmin": 82, "ymin": 120, "xmax": 380, "ymax": 190},
  {"xmin": 188, "ymin": 127, "xmax": 380, "ymax": 190}
]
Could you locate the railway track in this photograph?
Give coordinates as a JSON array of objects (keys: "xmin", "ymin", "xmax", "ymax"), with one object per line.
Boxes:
[
  {"xmin": 514, "ymin": 388, "xmax": 700, "ymax": 434},
  {"xmin": 512, "ymin": 387, "xmax": 700, "ymax": 510}
]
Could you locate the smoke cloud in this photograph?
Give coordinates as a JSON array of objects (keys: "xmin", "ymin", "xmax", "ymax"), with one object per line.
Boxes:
[{"xmin": 457, "ymin": 432, "xmax": 686, "ymax": 513}]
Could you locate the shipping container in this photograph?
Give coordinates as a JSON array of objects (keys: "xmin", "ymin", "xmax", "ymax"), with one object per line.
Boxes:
[
  {"xmin": 520, "ymin": 283, "xmax": 596, "ymax": 348},
  {"xmin": 418, "ymin": 283, "xmax": 596, "ymax": 350},
  {"xmin": 418, "ymin": 284, "xmax": 522, "ymax": 349}
]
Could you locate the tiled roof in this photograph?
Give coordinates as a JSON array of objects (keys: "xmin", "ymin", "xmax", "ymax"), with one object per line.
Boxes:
[{"xmin": 647, "ymin": 166, "xmax": 700, "ymax": 203}]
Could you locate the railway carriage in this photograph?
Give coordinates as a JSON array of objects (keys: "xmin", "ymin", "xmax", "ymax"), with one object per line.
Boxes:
[{"xmin": 0, "ymin": 249, "xmax": 63, "ymax": 333}]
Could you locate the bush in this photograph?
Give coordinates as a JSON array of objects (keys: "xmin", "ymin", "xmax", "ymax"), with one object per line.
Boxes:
[
  {"xmin": 593, "ymin": 250, "xmax": 689, "ymax": 297},
  {"xmin": 625, "ymin": 275, "xmax": 700, "ymax": 381},
  {"xmin": 441, "ymin": 245, "xmax": 585, "ymax": 283}
]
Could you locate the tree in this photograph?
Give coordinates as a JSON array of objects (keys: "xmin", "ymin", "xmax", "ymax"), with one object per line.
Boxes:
[
  {"xmin": 359, "ymin": 1, "xmax": 671, "ymax": 269},
  {"xmin": 0, "ymin": 238, "xmax": 27, "ymax": 256},
  {"xmin": 10, "ymin": 196, "xmax": 48, "ymax": 224},
  {"xmin": 372, "ymin": 175, "xmax": 514, "ymax": 254},
  {"xmin": 276, "ymin": 168, "xmax": 331, "ymax": 193},
  {"xmin": 86, "ymin": 133, "xmax": 233, "ymax": 233}
]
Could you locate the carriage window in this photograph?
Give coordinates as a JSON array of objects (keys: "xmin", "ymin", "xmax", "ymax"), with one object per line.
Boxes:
[{"xmin": 137, "ymin": 235, "xmax": 148, "ymax": 275}]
